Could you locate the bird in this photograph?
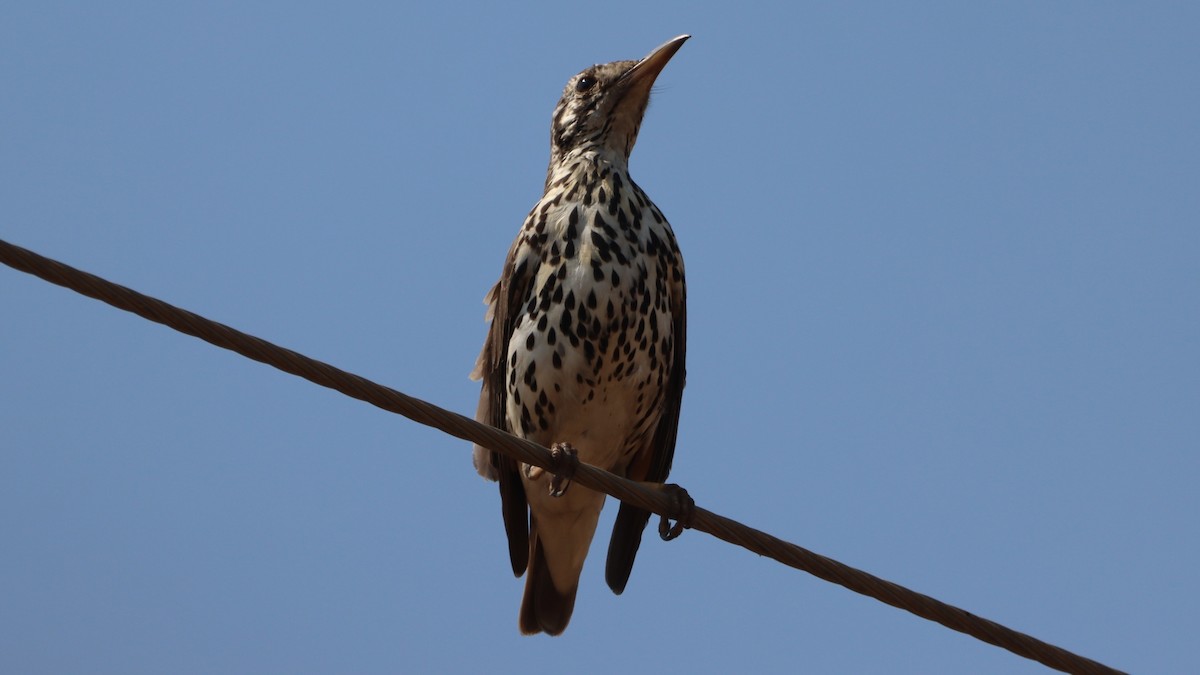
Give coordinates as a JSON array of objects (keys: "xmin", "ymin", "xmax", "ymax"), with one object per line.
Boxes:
[{"xmin": 470, "ymin": 35, "xmax": 690, "ymax": 635}]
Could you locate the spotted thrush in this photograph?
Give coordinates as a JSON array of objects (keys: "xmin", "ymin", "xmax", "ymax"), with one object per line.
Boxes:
[{"xmin": 471, "ymin": 35, "xmax": 689, "ymax": 635}]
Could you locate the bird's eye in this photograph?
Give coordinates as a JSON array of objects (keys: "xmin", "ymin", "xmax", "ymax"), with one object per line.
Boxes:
[{"xmin": 575, "ymin": 76, "xmax": 597, "ymax": 92}]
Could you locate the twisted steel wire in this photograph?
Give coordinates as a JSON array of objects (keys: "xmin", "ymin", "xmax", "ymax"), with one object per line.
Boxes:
[{"xmin": 1, "ymin": 238, "xmax": 1125, "ymax": 674}]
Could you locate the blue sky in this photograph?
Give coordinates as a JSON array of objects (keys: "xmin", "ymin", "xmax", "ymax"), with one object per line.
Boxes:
[{"xmin": 2, "ymin": 3, "xmax": 1197, "ymax": 673}]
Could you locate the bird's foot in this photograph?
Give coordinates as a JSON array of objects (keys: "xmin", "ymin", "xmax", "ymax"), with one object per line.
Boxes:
[
  {"xmin": 520, "ymin": 443, "xmax": 579, "ymax": 497},
  {"xmin": 657, "ymin": 484, "xmax": 695, "ymax": 541},
  {"xmin": 547, "ymin": 443, "xmax": 579, "ymax": 498}
]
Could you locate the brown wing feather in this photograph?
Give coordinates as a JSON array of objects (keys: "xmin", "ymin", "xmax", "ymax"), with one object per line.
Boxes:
[
  {"xmin": 474, "ymin": 242, "xmax": 537, "ymax": 576},
  {"xmin": 605, "ymin": 275, "xmax": 686, "ymax": 594}
]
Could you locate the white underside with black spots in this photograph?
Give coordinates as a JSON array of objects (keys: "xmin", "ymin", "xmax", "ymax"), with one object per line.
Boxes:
[
  {"xmin": 507, "ymin": 157, "xmax": 677, "ymax": 453},
  {"xmin": 479, "ymin": 149, "xmax": 683, "ymax": 593}
]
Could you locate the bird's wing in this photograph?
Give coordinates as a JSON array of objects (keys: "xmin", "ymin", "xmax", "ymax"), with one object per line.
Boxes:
[
  {"xmin": 472, "ymin": 237, "xmax": 537, "ymax": 576},
  {"xmin": 605, "ymin": 264, "xmax": 687, "ymax": 594}
]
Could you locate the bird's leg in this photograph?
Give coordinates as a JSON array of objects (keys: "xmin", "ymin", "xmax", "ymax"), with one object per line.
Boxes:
[
  {"xmin": 656, "ymin": 484, "xmax": 695, "ymax": 541},
  {"xmin": 546, "ymin": 442, "xmax": 579, "ymax": 497}
]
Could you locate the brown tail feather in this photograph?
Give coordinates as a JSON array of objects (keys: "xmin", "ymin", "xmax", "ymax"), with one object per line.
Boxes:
[
  {"xmin": 605, "ymin": 502, "xmax": 652, "ymax": 595},
  {"xmin": 519, "ymin": 529, "xmax": 578, "ymax": 635}
]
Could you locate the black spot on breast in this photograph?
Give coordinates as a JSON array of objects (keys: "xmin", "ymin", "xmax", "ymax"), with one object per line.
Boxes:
[
  {"xmin": 575, "ymin": 305, "xmax": 591, "ymax": 336},
  {"xmin": 601, "ymin": 218, "xmax": 618, "ymax": 240},
  {"xmin": 616, "ymin": 207, "xmax": 630, "ymax": 231},
  {"xmin": 590, "ymin": 230, "xmax": 612, "ymax": 261},
  {"xmin": 560, "ymin": 312, "xmax": 578, "ymax": 348},
  {"xmin": 646, "ymin": 229, "xmax": 661, "ymax": 255},
  {"xmin": 525, "ymin": 333, "xmax": 535, "ymax": 350},
  {"xmin": 613, "ymin": 245, "xmax": 629, "ymax": 266},
  {"xmin": 523, "ymin": 360, "xmax": 537, "ymax": 387}
]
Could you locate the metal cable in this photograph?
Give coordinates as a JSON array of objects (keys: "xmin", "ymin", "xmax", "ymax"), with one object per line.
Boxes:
[{"xmin": 0, "ymin": 238, "xmax": 1125, "ymax": 674}]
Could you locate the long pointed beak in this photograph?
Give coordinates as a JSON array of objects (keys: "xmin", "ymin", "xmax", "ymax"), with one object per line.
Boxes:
[
  {"xmin": 622, "ymin": 34, "xmax": 690, "ymax": 91},
  {"xmin": 607, "ymin": 35, "xmax": 689, "ymax": 157}
]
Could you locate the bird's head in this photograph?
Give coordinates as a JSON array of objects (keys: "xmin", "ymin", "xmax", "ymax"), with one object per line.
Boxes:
[{"xmin": 548, "ymin": 35, "xmax": 689, "ymax": 167}]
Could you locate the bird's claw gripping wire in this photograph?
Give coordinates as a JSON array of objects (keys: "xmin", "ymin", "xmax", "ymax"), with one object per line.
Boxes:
[
  {"xmin": 546, "ymin": 443, "xmax": 579, "ymax": 497},
  {"xmin": 525, "ymin": 443, "xmax": 579, "ymax": 497},
  {"xmin": 658, "ymin": 483, "xmax": 694, "ymax": 541}
]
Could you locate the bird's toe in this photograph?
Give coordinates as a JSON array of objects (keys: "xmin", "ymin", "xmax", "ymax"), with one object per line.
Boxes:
[
  {"xmin": 657, "ymin": 483, "xmax": 694, "ymax": 541},
  {"xmin": 547, "ymin": 442, "xmax": 579, "ymax": 497}
]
